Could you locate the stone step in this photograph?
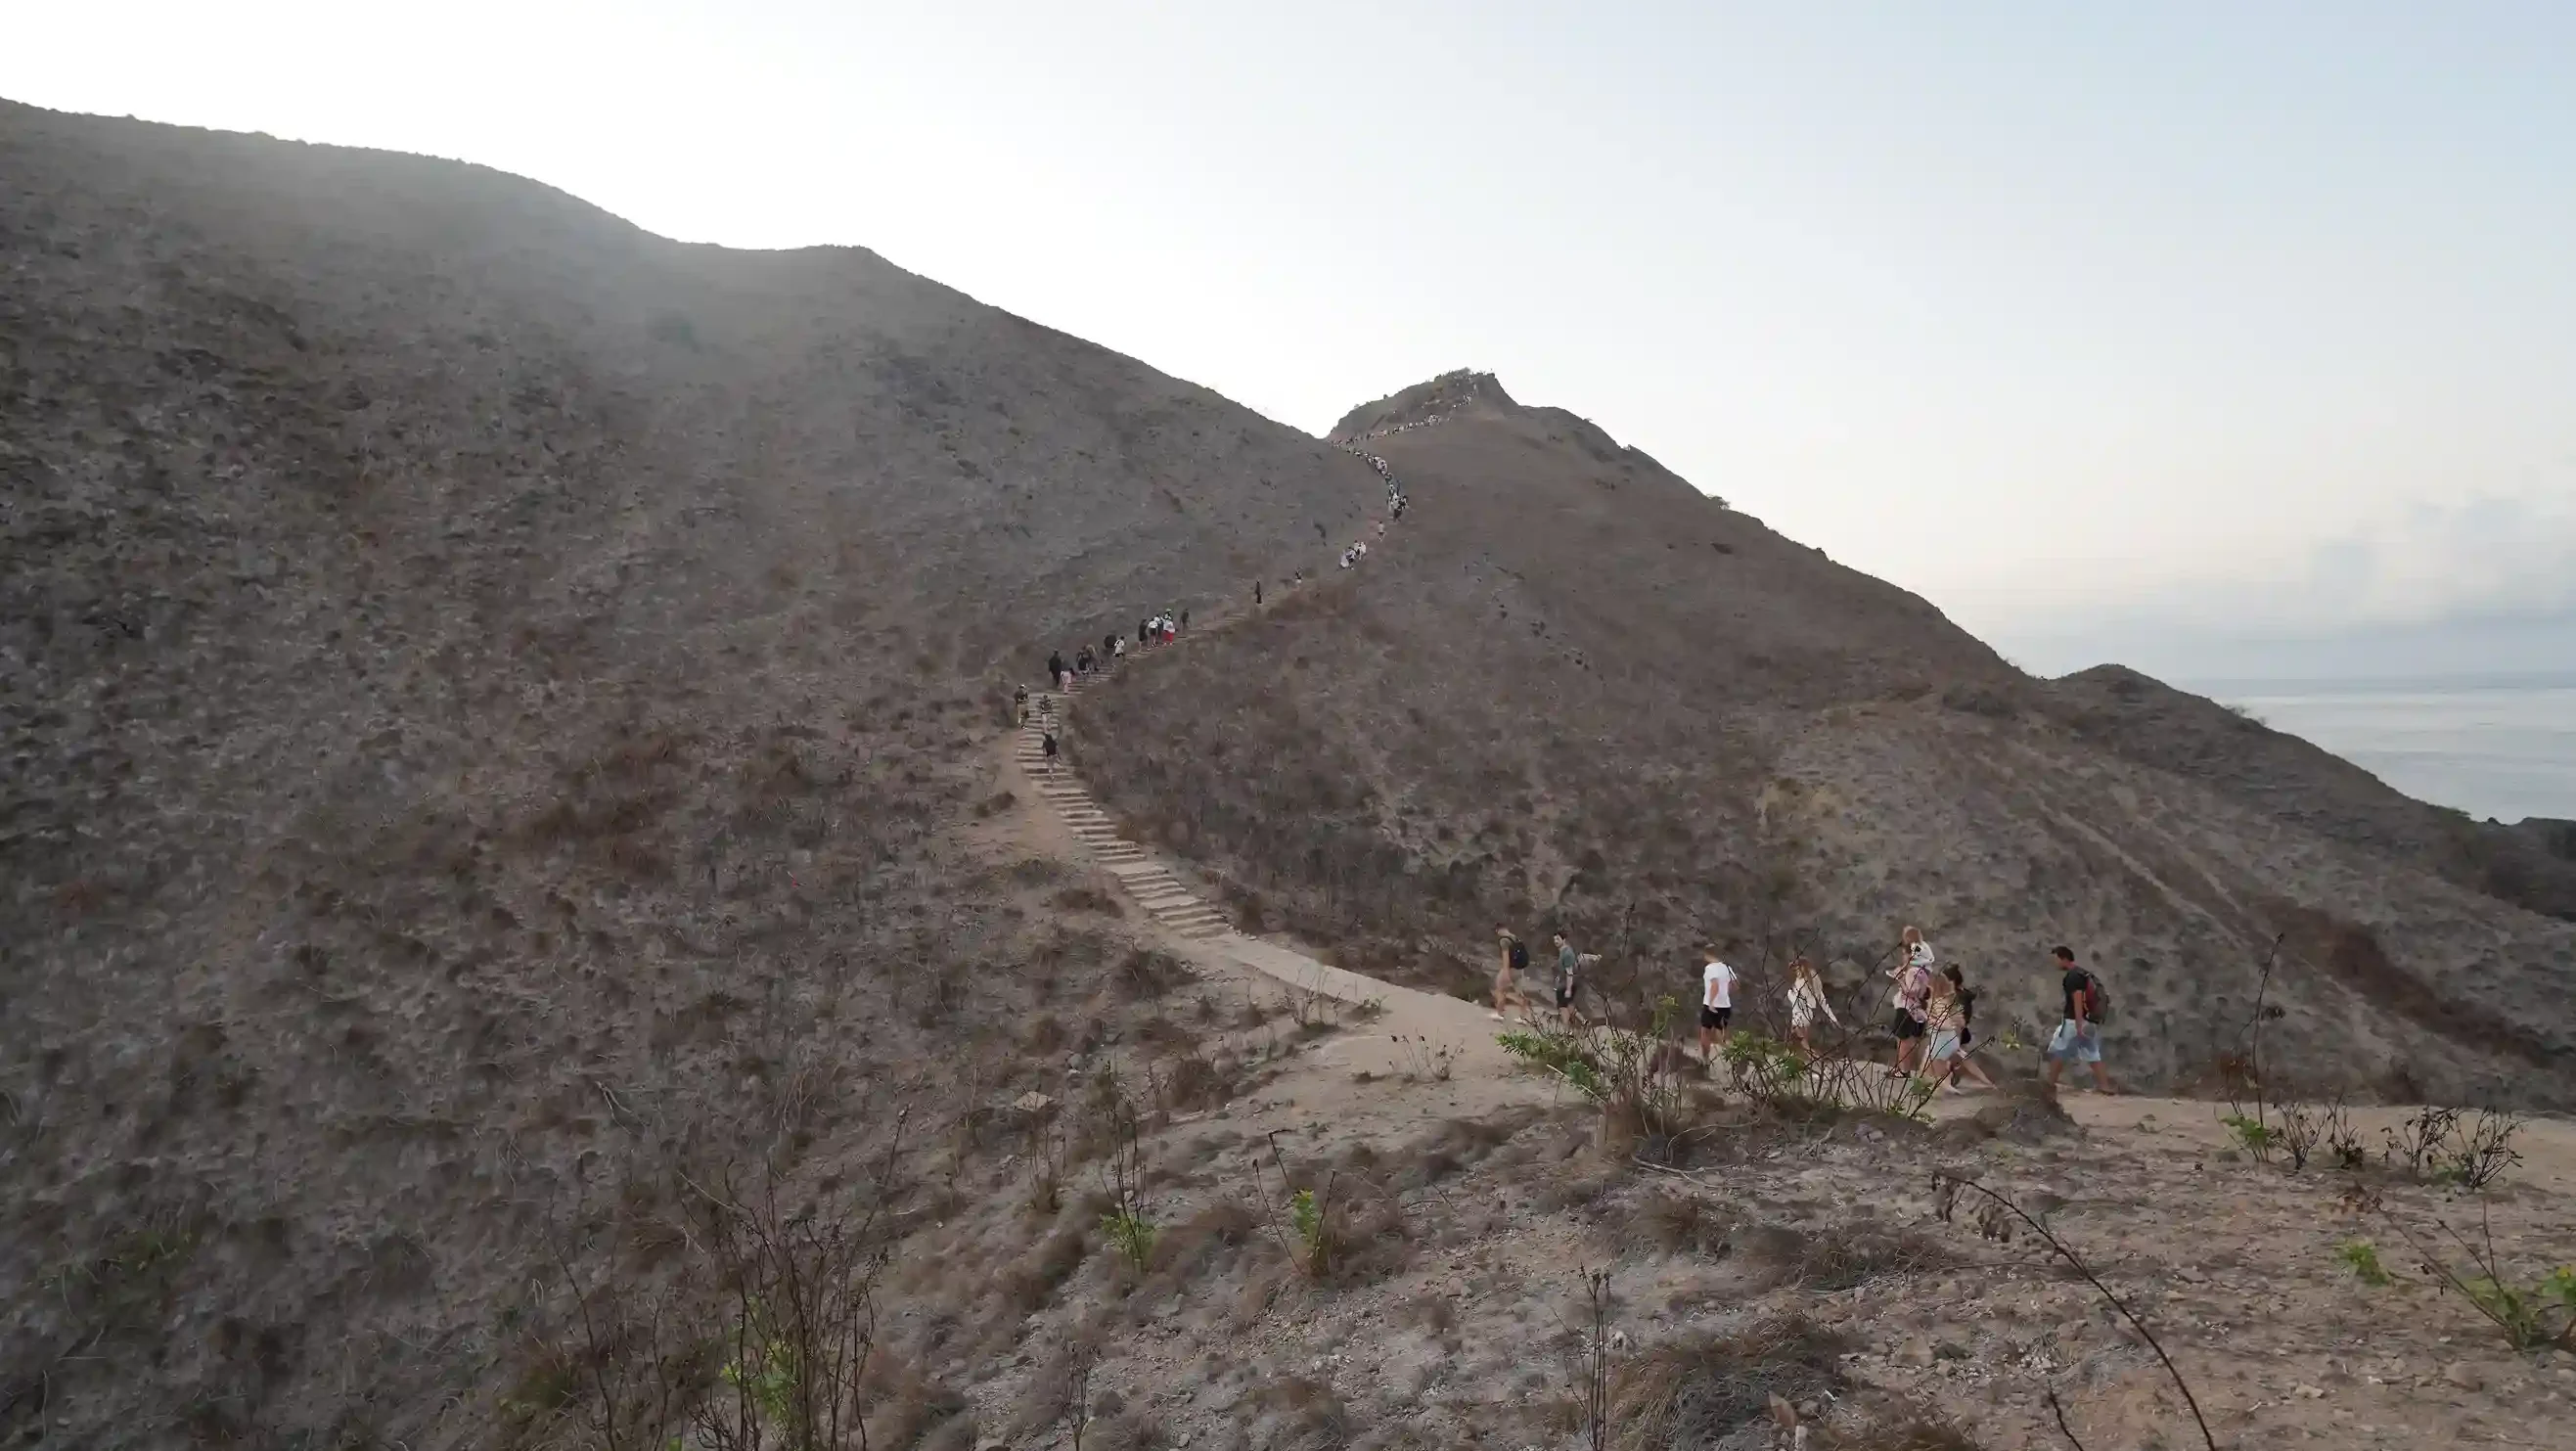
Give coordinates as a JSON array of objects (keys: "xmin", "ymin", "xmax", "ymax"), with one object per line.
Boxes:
[{"xmin": 1155, "ymin": 909, "xmax": 1226, "ymax": 927}]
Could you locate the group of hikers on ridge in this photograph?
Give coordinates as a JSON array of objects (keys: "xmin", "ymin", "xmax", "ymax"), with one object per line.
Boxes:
[{"xmin": 1486, "ymin": 924, "xmax": 2116, "ymax": 1095}]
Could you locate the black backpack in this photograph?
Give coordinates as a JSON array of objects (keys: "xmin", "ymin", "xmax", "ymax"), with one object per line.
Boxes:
[{"xmin": 1508, "ymin": 940, "xmax": 1529, "ymax": 974}]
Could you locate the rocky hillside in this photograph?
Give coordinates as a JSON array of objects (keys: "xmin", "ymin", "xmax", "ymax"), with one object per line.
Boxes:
[
  {"xmin": 0, "ymin": 100, "xmax": 1378, "ymax": 1447},
  {"xmin": 1083, "ymin": 373, "xmax": 2576, "ymax": 1109}
]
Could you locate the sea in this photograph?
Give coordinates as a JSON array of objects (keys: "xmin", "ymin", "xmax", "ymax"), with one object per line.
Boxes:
[{"xmin": 2190, "ymin": 673, "xmax": 2576, "ymax": 825}]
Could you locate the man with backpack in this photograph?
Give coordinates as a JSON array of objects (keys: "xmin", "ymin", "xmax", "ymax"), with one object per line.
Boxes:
[{"xmin": 2043, "ymin": 945, "xmax": 2115, "ymax": 1094}]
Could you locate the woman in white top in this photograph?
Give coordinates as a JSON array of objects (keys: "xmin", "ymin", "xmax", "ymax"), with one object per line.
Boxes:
[{"xmin": 1785, "ymin": 956, "xmax": 1837, "ymax": 1052}]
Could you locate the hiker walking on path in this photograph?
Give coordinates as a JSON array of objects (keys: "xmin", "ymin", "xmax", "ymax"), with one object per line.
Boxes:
[
  {"xmin": 1491, "ymin": 929, "xmax": 1533, "ymax": 1021},
  {"xmin": 1697, "ymin": 947, "xmax": 1738, "ymax": 1063},
  {"xmin": 1886, "ymin": 926, "xmax": 1935, "ymax": 1078},
  {"xmin": 1040, "ymin": 728, "xmax": 1060, "ymax": 772},
  {"xmin": 1550, "ymin": 932, "xmax": 1586, "ymax": 1027},
  {"xmin": 1049, "ymin": 651, "xmax": 1068, "ymax": 692},
  {"xmin": 1013, "ymin": 685, "xmax": 1029, "ymax": 726},
  {"xmin": 1785, "ymin": 955, "xmax": 1836, "ymax": 1052},
  {"xmin": 1930, "ymin": 964, "xmax": 1999, "ymax": 1092},
  {"xmin": 2043, "ymin": 946, "xmax": 2115, "ymax": 1094}
]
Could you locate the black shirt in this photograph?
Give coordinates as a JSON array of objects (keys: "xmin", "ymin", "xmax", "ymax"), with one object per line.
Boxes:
[{"xmin": 2061, "ymin": 968, "xmax": 2090, "ymax": 1021}]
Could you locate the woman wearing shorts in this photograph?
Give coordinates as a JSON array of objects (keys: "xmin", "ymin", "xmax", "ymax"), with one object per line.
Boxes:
[
  {"xmin": 1886, "ymin": 926, "xmax": 1934, "ymax": 1076},
  {"xmin": 1921, "ymin": 971, "xmax": 1996, "ymax": 1091},
  {"xmin": 1785, "ymin": 956, "xmax": 1836, "ymax": 1052}
]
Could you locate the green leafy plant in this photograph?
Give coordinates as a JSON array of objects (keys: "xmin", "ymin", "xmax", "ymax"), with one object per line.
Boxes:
[
  {"xmin": 2220, "ymin": 1112, "xmax": 2275, "ymax": 1158},
  {"xmin": 1098, "ymin": 1209, "xmax": 1157, "ymax": 1271},
  {"xmin": 2337, "ymin": 1239, "xmax": 2391, "ymax": 1287}
]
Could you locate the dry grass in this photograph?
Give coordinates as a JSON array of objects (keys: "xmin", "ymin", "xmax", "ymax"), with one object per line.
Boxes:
[{"xmin": 1605, "ymin": 1317, "xmax": 1848, "ymax": 1451}]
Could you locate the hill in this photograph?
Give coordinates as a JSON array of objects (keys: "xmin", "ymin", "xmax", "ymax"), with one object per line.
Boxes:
[
  {"xmin": 8, "ymin": 99, "xmax": 2574, "ymax": 1451},
  {"xmin": 0, "ymin": 99, "xmax": 1380, "ymax": 1446},
  {"xmin": 1082, "ymin": 373, "xmax": 2576, "ymax": 1108}
]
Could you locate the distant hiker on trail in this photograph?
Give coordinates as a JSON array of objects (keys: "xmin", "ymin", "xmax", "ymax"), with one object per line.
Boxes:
[
  {"xmin": 1886, "ymin": 926, "xmax": 1935, "ymax": 1078},
  {"xmin": 1255, "ymin": 579, "xmax": 1263, "ymax": 607},
  {"xmin": 1049, "ymin": 651, "xmax": 1068, "ymax": 691},
  {"xmin": 1551, "ymin": 932, "xmax": 1584, "ymax": 1026},
  {"xmin": 1103, "ymin": 633, "xmax": 1117, "ymax": 661},
  {"xmin": 1040, "ymin": 728, "xmax": 1060, "ymax": 772},
  {"xmin": 1138, "ymin": 618, "xmax": 1149, "ymax": 647},
  {"xmin": 1698, "ymin": 947, "xmax": 1739, "ymax": 1062},
  {"xmin": 1111, "ymin": 635, "xmax": 1125, "ymax": 660},
  {"xmin": 1181, "ymin": 609, "xmax": 1190, "ymax": 631},
  {"xmin": 1490, "ymin": 929, "xmax": 1532, "ymax": 1021},
  {"xmin": 1931, "ymin": 964, "xmax": 1999, "ymax": 1092},
  {"xmin": 1785, "ymin": 955, "xmax": 1836, "ymax": 1052},
  {"xmin": 2043, "ymin": 946, "xmax": 2115, "ymax": 1094},
  {"xmin": 1075, "ymin": 646, "xmax": 1094, "ymax": 676},
  {"xmin": 1013, "ymin": 685, "xmax": 1029, "ymax": 725}
]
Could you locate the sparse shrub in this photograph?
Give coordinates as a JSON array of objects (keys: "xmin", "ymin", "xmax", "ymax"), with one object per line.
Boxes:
[
  {"xmin": 1093, "ymin": 1076, "xmax": 1156, "ymax": 1272},
  {"xmin": 1115, "ymin": 947, "xmax": 1192, "ymax": 1000},
  {"xmin": 1629, "ymin": 1192, "xmax": 1734, "ymax": 1258},
  {"xmin": 2220, "ymin": 1112, "xmax": 2275, "ymax": 1160},
  {"xmin": 1724, "ymin": 1030, "xmax": 1935, "ymax": 1123},
  {"xmin": 2338, "ymin": 1239, "xmax": 2392, "ymax": 1287},
  {"xmin": 2437, "ymin": 1109, "xmax": 2524, "ymax": 1191},
  {"xmin": 2376, "ymin": 1205, "xmax": 2576, "ymax": 1351},
  {"xmin": 1390, "ymin": 1034, "xmax": 1453, "ymax": 1083},
  {"xmin": 2383, "ymin": 1105, "xmax": 2460, "ymax": 1176},
  {"xmin": 1499, "ymin": 1003, "xmax": 1696, "ymax": 1157}
]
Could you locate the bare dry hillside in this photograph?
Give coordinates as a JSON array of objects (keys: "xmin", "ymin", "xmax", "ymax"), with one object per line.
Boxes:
[
  {"xmin": 1083, "ymin": 372, "xmax": 2576, "ymax": 1108},
  {"xmin": 0, "ymin": 100, "xmax": 1378, "ymax": 1445},
  {"xmin": 8, "ymin": 101, "xmax": 2574, "ymax": 1451}
]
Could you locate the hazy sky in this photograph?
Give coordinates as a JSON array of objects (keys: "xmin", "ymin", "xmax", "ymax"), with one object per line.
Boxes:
[{"xmin": 11, "ymin": 3, "xmax": 2573, "ymax": 677}]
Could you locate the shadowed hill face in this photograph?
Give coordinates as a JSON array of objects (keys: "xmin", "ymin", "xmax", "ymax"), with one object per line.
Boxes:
[
  {"xmin": 2046, "ymin": 665, "xmax": 2576, "ymax": 921},
  {"xmin": 1083, "ymin": 385, "xmax": 2576, "ymax": 1110},
  {"xmin": 0, "ymin": 101, "xmax": 1380, "ymax": 1444}
]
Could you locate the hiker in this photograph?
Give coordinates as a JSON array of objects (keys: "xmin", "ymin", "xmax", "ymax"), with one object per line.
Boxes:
[
  {"xmin": 2043, "ymin": 946, "xmax": 2115, "ymax": 1094},
  {"xmin": 1102, "ymin": 633, "xmax": 1117, "ymax": 661},
  {"xmin": 1075, "ymin": 646, "xmax": 1094, "ymax": 676},
  {"xmin": 1491, "ymin": 929, "xmax": 1533, "ymax": 1021},
  {"xmin": 1551, "ymin": 932, "xmax": 1583, "ymax": 1027},
  {"xmin": 1138, "ymin": 618, "xmax": 1149, "ymax": 648},
  {"xmin": 1012, "ymin": 685, "xmax": 1029, "ymax": 726},
  {"xmin": 1785, "ymin": 956, "xmax": 1836, "ymax": 1052},
  {"xmin": 1111, "ymin": 635, "xmax": 1125, "ymax": 661},
  {"xmin": 1181, "ymin": 609, "xmax": 1190, "ymax": 632},
  {"xmin": 1255, "ymin": 579, "xmax": 1263, "ymax": 607},
  {"xmin": 1931, "ymin": 965, "xmax": 1999, "ymax": 1092},
  {"xmin": 1049, "ymin": 651, "xmax": 1068, "ymax": 692},
  {"xmin": 1040, "ymin": 728, "xmax": 1060, "ymax": 772},
  {"xmin": 1886, "ymin": 926, "xmax": 1935, "ymax": 1077},
  {"xmin": 1698, "ymin": 947, "xmax": 1739, "ymax": 1062}
]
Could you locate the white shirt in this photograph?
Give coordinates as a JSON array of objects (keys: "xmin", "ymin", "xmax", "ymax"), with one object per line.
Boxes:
[{"xmin": 1701, "ymin": 959, "xmax": 1737, "ymax": 1009}]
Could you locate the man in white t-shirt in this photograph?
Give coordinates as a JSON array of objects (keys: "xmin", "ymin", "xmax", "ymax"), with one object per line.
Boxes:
[{"xmin": 1697, "ymin": 948, "xmax": 1739, "ymax": 1062}]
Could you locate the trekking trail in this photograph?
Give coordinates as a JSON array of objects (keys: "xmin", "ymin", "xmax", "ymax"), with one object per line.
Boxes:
[
  {"xmin": 996, "ymin": 445, "xmax": 2576, "ymax": 1179},
  {"xmin": 1008, "ymin": 676, "xmax": 1523, "ymax": 1097}
]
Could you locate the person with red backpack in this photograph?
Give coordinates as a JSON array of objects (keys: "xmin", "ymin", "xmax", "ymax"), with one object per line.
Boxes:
[{"xmin": 2043, "ymin": 945, "xmax": 2115, "ymax": 1094}]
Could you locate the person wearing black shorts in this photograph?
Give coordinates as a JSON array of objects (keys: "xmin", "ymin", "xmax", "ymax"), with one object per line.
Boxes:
[{"xmin": 1697, "ymin": 950, "xmax": 1739, "ymax": 1061}]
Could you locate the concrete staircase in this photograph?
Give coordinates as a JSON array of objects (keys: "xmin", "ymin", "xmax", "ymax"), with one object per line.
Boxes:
[{"xmin": 1016, "ymin": 689, "xmax": 1232, "ymax": 940}]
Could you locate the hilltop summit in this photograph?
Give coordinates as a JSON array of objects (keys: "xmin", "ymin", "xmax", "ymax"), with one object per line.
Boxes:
[{"xmin": 1329, "ymin": 368, "xmax": 1512, "ymax": 439}]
